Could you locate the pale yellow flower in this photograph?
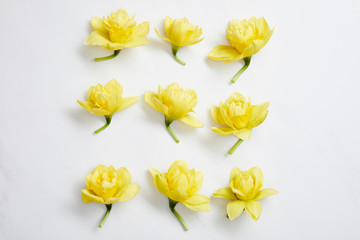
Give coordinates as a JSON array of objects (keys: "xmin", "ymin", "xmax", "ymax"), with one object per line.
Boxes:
[
  {"xmin": 213, "ymin": 167, "xmax": 277, "ymax": 221},
  {"xmin": 78, "ymin": 79, "xmax": 139, "ymax": 134},
  {"xmin": 85, "ymin": 9, "xmax": 150, "ymax": 61},
  {"xmin": 150, "ymin": 160, "xmax": 210, "ymax": 230},
  {"xmin": 211, "ymin": 92, "xmax": 269, "ymax": 154},
  {"xmin": 208, "ymin": 17, "xmax": 273, "ymax": 83},
  {"xmin": 155, "ymin": 17, "xmax": 204, "ymax": 65},
  {"xmin": 82, "ymin": 164, "xmax": 140, "ymax": 227},
  {"xmin": 144, "ymin": 83, "xmax": 203, "ymax": 143}
]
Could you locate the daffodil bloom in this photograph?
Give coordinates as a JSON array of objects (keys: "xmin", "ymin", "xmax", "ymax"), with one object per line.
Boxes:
[
  {"xmin": 78, "ymin": 79, "xmax": 139, "ymax": 134},
  {"xmin": 82, "ymin": 164, "xmax": 140, "ymax": 228},
  {"xmin": 213, "ymin": 167, "xmax": 277, "ymax": 221},
  {"xmin": 211, "ymin": 92, "xmax": 269, "ymax": 154},
  {"xmin": 208, "ymin": 17, "xmax": 273, "ymax": 83},
  {"xmin": 144, "ymin": 83, "xmax": 203, "ymax": 143},
  {"xmin": 85, "ymin": 9, "xmax": 150, "ymax": 61},
  {"xmin": 149, "ymin": 160, "xmax": 210, "ymax": 231},
  {"xmin": 155, "ymin": 17, "xmax": 204, "ymax": 65}
]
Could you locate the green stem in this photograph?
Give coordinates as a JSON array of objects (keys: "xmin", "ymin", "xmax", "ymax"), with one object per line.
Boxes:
[
  {"xmin": 98, "ymin": 204, "xmax": 112, "ymax": 228},
  {"xmin": 94, "ymin": 50, "xmax": 121, "ymax": 62},
  {"xmin": 165, "ymin": 116, "xmax": 180, "ymax": 143},
  {"xmin": 94, "ymin": 115, "xmax": 112, "ymax": 134},
  {"xmin": 168, "ymin": 198, "xmax": 189, "ymax": 231},
  {"xmin": 172, "ymin": 45, "xmax": 186, "ymax": 66},
  {"xmin": 228, "ymin": 138, "xmax": 243, "ymax": 155},
  {"xmin": 231, "ymin": 56, "xmax": 252, "ymax": 84}
]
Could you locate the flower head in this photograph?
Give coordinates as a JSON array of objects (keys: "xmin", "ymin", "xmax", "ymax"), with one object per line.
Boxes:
[
  {"xmin": 82, "ymin": 164, "xmax": 140, "ymax": 204},
  {"xmin": 155, "ymin": 17, "xmax": 204, "ymax": 65},
  {"xmin": 213, "ymin": 167, "xmax": 277, "ymax": 221},
  {"xmin": 145, "ymin": 83, "xmax": 203, "ymax": 142},
  {"xmin": 150, "ymin": 160, "xmax": 210, "ymax": 230},
  {"xmin": 78, "ymin": 79, "xmax": 138, "ymax": 133},
  {"xmin": 211, "ymin": 92, "xmax": 269, "ymax": 154},
  {"xmin": 85, "ymin": 9, "xmax": 150, "ymax": 61},
  {"xmin": 208, "ymin": 17, "xmax": 273, "ymax": 62},
  {"xmin": 82, "ymin": 164, "xmax": 140, "ymax": 228},
  {"xmin": 208, "ymin": 17, "xmax": 273, "ymax": 83}
]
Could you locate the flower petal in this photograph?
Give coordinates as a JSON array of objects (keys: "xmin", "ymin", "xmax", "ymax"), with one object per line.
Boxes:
[
  {"xmin": 84, "ymin": 31, "xmax": 111, "ymax": 47},
  {"xmin": 208, "ymin": 45, "xmax": 243, "ymax": 63},
  {"xmin": 153, "ymin": 174, "xmax": 170, "ymax": 197},
  {"xmin": 169, "ymin": 186, "xmax": 188, "ymax": 202},
  {"xmin": 108, "ymin": 183, "xmax": 140, "ymax": 203},
  {"xmin": 233, "ymin": 128, "xmax": 252, "ymax": 140},
  {"xmin": 249, "ymin": 102, "xmax": 270, "ymax": 128},
  {"xmin": 168, "ymin": 160, "xmax": 189, "ymax": 173},
  {"xmin": 213, "ymin": 188, "xmax": 237, "ymax": 200},
  {"xmin": 164, "ymin": 16, "xmax": 174, "ymax": 38},
  {"xmin": 179, "ymin": 114, "xmax": 204, "ymax": 128},
  {"xmin": 78, "ymin": 100, "xmax": 95, "ymax": 112},
  {"xmin": 155, "ymin": 27, "xmax": 171, "ymax": 43},
  {"xmin": 211, "ymin": 127, "xmax": 236, "ymax": 135},
  {"xmin": 244, "ymin": 200, "xmax": 262, "ymax": 221},
  {"xmin": 81, "ymin": 189, "xmax": 104, "ymax": 204},
  {"xmin": 227, "ymin": 200, "xmax": 245, "ymax": 220},
  {"xmin": 91, "ymin": 17, "xmax": 107, "ymax": 34},
  {"xmin": 183, "ymin": 194, "xmax": 211, "ymax": 212},
  {"xmin": 117, "ymin": 96, "xmax": 139, "ymax": 111},
  {"xmin": 89, "ymin": 108, "xmax": 111, "ymax": 116},
  {"xmin": 144, "ymin": 91, "xmax": 169, "ymax": 115},
  {"xmin": 149, "ymin": 168, "xmax": 161, "ymax": 178},
  {"xmin": 254, "ymin": 188, "xmax": 278, "ymax": 200}
]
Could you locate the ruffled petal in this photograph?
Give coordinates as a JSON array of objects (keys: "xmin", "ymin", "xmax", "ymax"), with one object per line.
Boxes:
[
  {"xmin": 179, "ymin": 114, "xmax": 204, "ymax": 128},
  {"xmin": 108, "ymin": 183, "xmax": 140, "ymax": 203}
]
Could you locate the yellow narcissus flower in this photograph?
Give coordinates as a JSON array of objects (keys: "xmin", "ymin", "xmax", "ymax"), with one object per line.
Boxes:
[
  {"xmin": 155, "ymin": 17, "xmax": 204, "ymax": 65},
  {"xmin": 82, "ymin": 164, "xmax": 140, "ymax": 228},
  {"xmin": 208, "ymin": 17, "xmax": 273, "ymax": 83},
  {"xmin": 211, "ymin": 92, "xmax": 269, "ymax": 154},
  {"xmin": 85, "ymin": 9, "xmax": 150, "ymax": 61},
  {"xmin": 149, "ymin": 160, "xmax": 210, "ymax": 231},
  {"xmin": 213, "ymin": 167, "xmax": 277, "ymax": 221},
  {"xmin": 144, "ymin": 83, "xmax": 203, "ymax": 143},
  {"xmin": 78, "ymin": 79, "xmax": 139, "ymax": 134}
]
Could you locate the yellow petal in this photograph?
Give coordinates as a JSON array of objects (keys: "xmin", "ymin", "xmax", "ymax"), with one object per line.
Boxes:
[
  {"xmin": 183, "ymin": 194, "xmax": 211, "ymax": 212},
  {"xmin": 208, "ymin": 45, "xmax": 242, "ymax": 63},
  {"xmin": 213, "ymin": 188, "xmax": 237, "ymax": 200},
  {"xmin": 154, "ymin": 174, "xmax": 170, "ymax": 197},
  {"xmin": 104, "ymin": 79, "xmax": 122, "ymax": 93},
  {"xmin": 108, "ymin": 183, "xmax": 140, "ymax": 203},
  {"xmin": 164, "ymin": 16, "xmax": 174, "ymax": 38},
  {"xmin": 144, "ymin": 91, "xmax": 169, "ymax": 115},
  {"xmin": 233, "ymin": 128, "xmax": 252, "ymax": 140},
  {"xmin": 244, "ymin": 200, "xmax": 262, "ymax": 221},
  {"xmin": 81, "ymin": 189, "xmax": 104, "ymax": 204},
  {"xmin": 169, "ymin": 186, "xmax": 188, "ymax": 202},
  {"xmin": 89, "ymin": 108, "xmax": 111, "ymax": 116},
  {"xmin": 77, "ymin": 100, "xmax": 95, "ymax": 112},
  {"xmin": 117, "ymin": 96, "xmax": 139, "ymax": 111},
  {"xmin": 254, "ymin": 188, "xmax": 278, "ymax": 200},
  {"xmin": 211, "ymin": 127, "xmax": 236, "ymax": 135},
  {"xmin": 91, "ymin": 17, "xmax": 107, "ymax": 34},
  {"xmin": 107, "ymin": 42, "xmax": 125, "ymax": 51},
  {"xmin": 106, "ymin": 92, "xmax": 122, "ymax": 114},
  {"xmin": 249, "ymin": 102, "xmax": 270, "ymax": 128},
  {"xmin": 155, "ymin": 27, "xmax": 171, "ymax": 43},
  {"xmin": 227, "ymin": 200, "xmax": 245, "ymax": 220},
  {"xmin": 124, "ymin": 38, "xmax": 148, "ymax": 48},
  {"xmin": 132, "ymin": 22, "xmax": 150, "ymax": 38},
  {"xmin": 168, "ymin": 160, "xmax": 189, "ymax": 173},
  {"xmin": 179, "ymin": 114, "xmax": 204, "ymax": 128},
  {"xmin": 192, "ymin": 171, "xmax": 204, "ymax": 194},
  {"xmin": 210, "ymin": 106, "xmax": 226, "ymax": 126},
  {"xmin": 149, "ymin": 168, "xmax": 161, "ymax": 178},
  {"xmin": 84, "ymin": 31, "xmax": 111, "ymax": 47}
]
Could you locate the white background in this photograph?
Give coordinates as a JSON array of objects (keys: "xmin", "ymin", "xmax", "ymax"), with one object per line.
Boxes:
[{"xmin": 0, "ymin": 0, "xmax": 359, "ymax": 239}]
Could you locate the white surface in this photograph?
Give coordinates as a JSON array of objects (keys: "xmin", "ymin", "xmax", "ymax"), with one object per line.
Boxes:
[{"xmin": 0, "ymin": 0, "xmax": 359, "ymax": 239}]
